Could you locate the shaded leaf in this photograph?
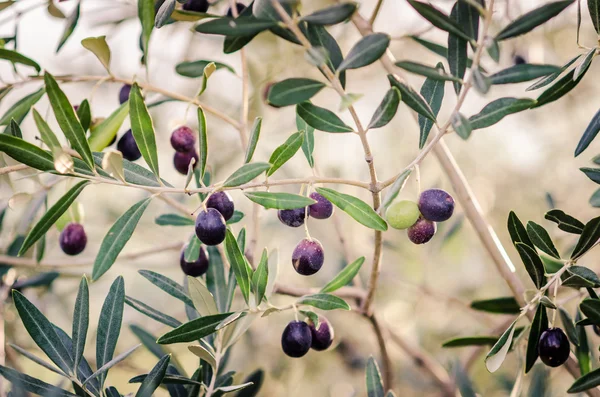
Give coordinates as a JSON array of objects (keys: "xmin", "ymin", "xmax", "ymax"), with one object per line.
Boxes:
[
  {"xmin": 407, "ymin": 0, "xmax": 471, "ymax": 41},
  {"xmin": 157, "ymin": 313, "xmax": 233, "ymax": 344},
  {"xmin": 138, "ymin": 270, "xmax": 194, "ymax": 307},
  {"xmin": 96, "ymin": 276, "xmax": 125, "ymax": 387},
  {"xmin": 81, "ymin": 36, "xmax": 111, "ymax": 73},
  {"xmin": 442, "ymin": 336, "xmax": 498, "ymax": 348},
  {"xmin": 300, "ymin": 3, "xmax": 357, "ymax": 25},
  {"xmin": 571, "ymin": 216, "xmax": 600, "ymax": 259},
  {"xmin": 0, "ymin": 366, "xmax": 77, "ymax": 397},
  {"xmin": 125, "ymin": 296, "xmax": 181, "ymax": 328},
  {"xmin": 469, "ymin": 97, "xmax": 536, "ymax": 130},
  {"xmin": 471, "ymin": 297, "xmax": 520, "ymax": 314},
  {"xmin": 245, "ymin": 117, "xmax": 262, "ymax": 163},
  {"xmin": 0, "ymin": 48, "xmax": 40, "ymax": 73},
  {"xmin": 56, "ymin": 1, "xmax": 80, "ymax": 52},
  {"xmin": 267, "ymin": 78, "xmax": 326, "ymax": 107},
  {"xmin": 496, "ymin": 0, "xmax": 575, "ymax": 40},
  {"xmin": 490, "ymin": 64, "xmax": 561, "ymax": 85},
  {"xmin": 135, "ymin": 355, "xmax": 170, "ymax": 397},
  {"xmin": 155, "ymin": 213, "xmax": 194, "ymax": 226},
  {"xmin": 545, "ymin": 209, "xmax": 584, "ymax": 234},
  {"xmin": 195, "ymin": 17, "xmax": 277, "ymax": 36},
  {"xmin": 526, "ymin": 221, "xmax": 560, "ymax": 259},
  {"xmin": 575, "ymin": 108, "xmax": 600, "ymax": 157},
  {"xmin": 388, "ymin": 75, "xmax": 435, "ymax": 121},
  {"xmin": 224, "ymin": 229, "xmax": 252, "ymax": 304},
  {"xmin": 525, "ymin": 304, "xmax": 548, "ymax": 373},
  {"xmin": 176, "ymin": 60, "xmax": 235, "ymax": 77},
  {"xmin": 367, "ymin": 88, "xmax": 400, "ymax": 130},
  {"xmin": 338, "ymin": 33, "xmax": 390, "ymax": 72},
  {"xmin": 365, "ymin": 357, "xmax": 384, "ymax": 397}
]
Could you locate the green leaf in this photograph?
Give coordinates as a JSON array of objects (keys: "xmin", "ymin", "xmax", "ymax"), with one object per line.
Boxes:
[
  {"xmin": 515, "ymin": 242, "xmax": 546, "ymax": 289},
  {"xmin": 526, "ymin": 221, "xmax": 560, "ymax": 259},
  {"xmin": 0, "ymin": 366, "xmax": 77, "ymax": 397},
  {"xmin": 300, "ymin": 2, "xmax": 357, "ymax": 25},
  {"xmin": 489, "ymin": 64, "xmax": 561, "ymax": 85},
  {"xmin": 296, "ymin": 113, "xmax": 315, "ymax": 167},
  {"xmin": 296, "ymin": 101, "xmax": 353, "ymax": 133},
  {"xmin": 138, "ymin": 270, "xmax": 194, "ymax": 307},
  {"xmin": 469, "ymin": 97, "xmax": 536, "ymax": 130},
  {"xmin": 244, "ymin": 192, "xmax": 315, "ymax": 209},
  {"xmin": 129, "ymin": 373, "xmax": 204, "ymax": 386},
  {"xmin": 442, "ymin": 336, "xmax": 498, "ymax": 348},
  {"xmin": 576, "ymin": 309, "xmax": 592, "ymax": 375},
  {"xmin": 448, "ymin": 4, "xmax": 467, "ymax": 94},
  {"xmin": 93, "ymin": 153, "xmax": 170, "ymax": 188},
  {"xmin": 188, "ymin": 345, "xmax": 217, "ymax": 369},
  {"xmin": 485, "ymin": 320, "xmax": 517, "ymax": 372},
  {"xmin": 396, "ymin": 60, "xmax": 460, "ymax": 82},
  {"xmin": 252, "ymin": 249, "xmax": 269, "ymax": 305},
  {"xmin": 56, "ymin": 1, "xmax": 80, "ymax": 52},
  {"xmin": 12, "ymin": 290, "xmax": 74, "ymax": 375},
  {"xmin": 527, "ymin": 54, "xmax": 581, "ymax": 91},
  {"xmin": 83, "ymin": 344, "xmax": 141, "ymax": 386},
  {"xmin": 571, "ymin": 216, "xmax": 600, "ymax": 259},
  {"xmin": 72, "ymin": 276, "xmax": 89, "ymax": 372},
  {"xmin": 338, "ymin": 33, "xmax": 390, "ymax": 72},
  {"xmin": 138, "ymin": 0, "xmax": 154, "ymax": 61},
  {"xmin": 417, "ymin": 72, "xmax": 444, "ymax": 148},
  {"xmin": 563, "ymin": 266, "xmax": 600, "ymax": 288},
  {"xmin": 575, "ymin": 108, "xmax": 600, "ymax": 157},
  {"xmin": 130, "ymin": 325, "xmax": 168, "ymax": 361},
  {"xmin": 224, "ymin": 229, "xmax": 252, "ymax": 304},
  {"xmin": 579, "ymin": 299, "xmax": 600, "ymax": 325},
  {"xmin": 0, "ymin": 87, "xmax": 45, "ymax": 125},
  {"xmin": 471, "ymin": 69, "xmax": 491, "ymax": 94},
  {"xmin": 267, "ymin": 78, "xmax": 326, "ymax": 107},
  {"xmin": 575, "ymin": 48, "xmax": 596, "ymax": 81},
  {"xmin": 129, "ymin": 83, "xmax": 160, "ymax": 177},
  {"xmin": 92, "ymin": 197, "xmax": 152, "ymax": 280},
  {"xmin": 206, "ymin": 246, "xmax": 229, "ymax": 313},
  {"xmin": 591, "ymin": 188, "xmax": 600, "ymax": 208},
  {"xmin": 188, "ymin": 276, "xmax": 218, "ymax": 316},
  {"xmin": 155, "ymin": 213, "xmax": 194, "ymax": 226},
  {"xmin": 157, "ymin": 313, "xmax": 233, "ymax": 344},
  {"xmin": 559, "ymin": 308, "xmax": 580, "ymax": 346},
  {"xmin": 0, "ymin": 48, "xmax": 40, "ymax": 73},
  {"xmin": 18, "ymin": 181, "xmax": 89, "ymax": 256},
  {"xmin": 365, "ymin": 356, "xmax": 384, "ymax": 397},
  {"xmin": 534, "ymin": 64, "xmax": 590, "ymax": 108},
  {"xmin": 96, "ymin": 276, "xmax": 125, "ymax": 387},
  {"xmin": 245, "ymin": 117, "xmax": 262, "ymax": 163},
  {"xmin": 76, "ymin": 99, "xmax": 91, "ymax": 131},
  {"xmin": 175, "ymin": 60, "xmax": 235, "ymax": 77},
  {"xmin": 470, "ymin": 297, "xmax": 520, "ymax": 314},
  {"xmin": 184, "ymin": 234, "xmax": 201, "ymax": 264},
  {"xmin": 496, "ymin": 0, "xmax": 575, "ymax": 40},
  {"xmin": 525, "ymin": 304, "xmax": 548, "ymax": 373},
  {"xmin": 545, "ymin": 209, "xmax": 584, "ymax": 234},
  {"xmin": 380, "ymin": 169, "xmax": 412, "ymax": 211},
  {"xmin": 589, "ymin": 0, "xmax": 600, "ymax": 33},
  {"xmin": 196, "ymin": 16, "xmax": 277, "ymax": 36},
  {"xmin": 407, "ymin": 0, "xmax": 471, "ymax": 41},
  {"xmin": 155, "ymin": 0, "xmax": 176, "ymax": 28},
  {"xmin": 88, "ymin": 102, "xmax": 129, "ymax": 151},
  {"xmin": 8, "ymin": 343, "xmax": 64, "ymax": 375},
  {"xmin": 223, "ymin": 162, "xmax": 271, "ymax": 187},
  {"xmin": 196, "ymin": 107, "xmax": 208, "ymax": 179},
  {"xmin": 569, "ymin": 367, "xmax": 600, "ymax": 393},
  {"xmin": 297, "ymin": 293, "xmax": 350, "ymax": 310},
  {"xmin": 306, "ymin": 24, "xmax": 346, "ymax": 87},
  {"xmin": 315, "ymin": 187, "xmax": 387, "ymax": 231},
  {"xmin": 81, "ymin": 36, "xmax": 111, "ymax": 73},
  {"xmin": 367, "ymin": 88, "xmax": 400, "ymax": 130},
  {"xmin": 125, "ymin": 296, "xmax": 181, "ymax": 328},
  {"xmin": 135, "ymin": 355, "xmax": 170, "ymax": 397},
  {"xmin": 388, "ymin": 74, "xmax": 435, "ymax": 121},
  {"xmin": 44, "ymin": 73, "xmax": 95, "ymax": 170},
  {"xmin": 268, "ymin": 131, "xmax": 304, "ymax": 176},
  {"xmin": 321, "ymin": 257, "xmax": 364, "ymax": 293},
  {"xmin": 451, "ymin": 112, "xmax": 472, "ymax": 140}
]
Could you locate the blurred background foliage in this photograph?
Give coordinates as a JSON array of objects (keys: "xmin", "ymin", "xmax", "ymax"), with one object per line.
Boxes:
[{"xmin": 1, "ymin": 0, "xmax": 600, "ymax": 395}]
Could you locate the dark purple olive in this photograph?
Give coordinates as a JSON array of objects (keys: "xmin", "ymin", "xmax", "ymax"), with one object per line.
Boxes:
[
  {"xmin": 407, "ymin": 217, "xmax": 436, "ymax": 245},
  {"xmin": 308, "ymin": 316, "xmax": 334, "ymax": 351},
  {"xmin": 514, "ymin": 55, "xmax": 526, "ymax": 65},
  {"xmin": 180, "ymin": 246, "xmax": 209, "ymax": 277},
  {"xmin": 170, "ymin": 126, "xmax": 196, "ymax": 153},
  {"xmin": 292, "ymin": 238, "xmax": 324, "ymax": 276},
  {"xmin": 538, "ymin": 328, "xmax": 570, "ymax": 367},
  {"xmin": 173, "ymin": 151, "xmax": 199, "ymax": 175},
  {"xmin": 195, "ymin": 208, "xmax": 226, "ymax": 246},
  {"xmin": 59, "ymin": 223, "xmax": 87, "ymax": 256},
  {"xmin": 226, "ymin": 2, "xmax": 246, "ymax": 17},
  {"xmin": 206, "ymin": 192, "xmax": 235, "ymax": 221},
  {"xmin": 119, "ymin": 84, "xmax": 131, "ymax": 104},
  {"xmin": 117, "ymin": 130, "xmax": 142, "ymax": 161},
  {"xmin": 308, "ymin": 192, "xmax": 333, "ymax": 220},
  {"xmin": 418, "ymin": 188, "xmax": 455, "ymax": 222},
  {"xmin": 594, "ymin": 325, "xmax": 600, "ymax": 336},
  {"xmin": 281, "ymin": 321, "xmax": 312, "ymax": 358},
  {"xmin": 183, "ymin": 0, "xmax": 209, "ymax": 12},
  {"xmin": 278, "ymin": 208, "xmax": 307, "ymax": 228}
]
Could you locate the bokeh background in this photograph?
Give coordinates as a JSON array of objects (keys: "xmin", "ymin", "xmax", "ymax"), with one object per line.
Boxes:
[{"xmin": 1, "ymin": 0, "xmax": 600, "ymax": 395}]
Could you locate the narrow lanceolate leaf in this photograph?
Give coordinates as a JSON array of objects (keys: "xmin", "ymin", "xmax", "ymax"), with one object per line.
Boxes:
[
  {"xmin": 496, "ymin": 0, "xmax": 575, "ymax": 40},
  {"xmin": 81, "ymin": 36, "xmax": 111, "ymax": 73},
  {"xmin": 125, "ymin": 296, "xmax": 181, "ymax": 328},
  {"xmin": 154, "ymin": 0, "xmax": 176, "ymax": 28},
  {"xmin": 157, "ymin": 313, "xmax": 233, "ymax": 344},
  {"xmin": 223, "ymin": 162, "xmax": 271, "ymax": 187},
  {"xmin": 365, "ymin": 357, "xmax": 384, "ymax": 397},
  {"xmin": 252, "ymin": 249, "xmax": 269, "ymax": 305},
  {"xmin": 44, "ymin": 73, "xmax": 94, "ymax": 170},
  {"xmin": 562, "ymin": 266, "xmax": 600, "ymax": 288},
  {"xmin": 195, "ymin": 17, "xmax": 277, "ymax": 36},
  {"xmin": 526, "ymin": 221, "xmax": 560, "ymax": 259},
  {"xmin": 448, "ymin": 2, "xmax": 468, "ymax": 94},
  {"xmin": 418, "ymin": 68, "xmax": 445, "ymax": 148},
  {"xmin": 89, "ymin": 102, "xmax": 129, "ymax": 151},
  {"xmin": 0, "ymin": 87, "xmax": 44, "ymax": 125},
  {"xmin": 316, "ymin": 187, "xmax": 388, "ymax": 231},
  {"xmin": 188, "ymin": 345, "xmax": 217, "ymax": 369},
  {"xmin": 575, "ymin": 48, "xmax": 596, "ymax": 81},
  {"xmin": 206, "ymin": 246, "xmax": 228, "ymax": 313},
  {"xmin": 296, "ymin": 113, "xmax": 315, "ymax": 167},
  {"xmin": 268, "ymin": 131, "xmax": 304, "ymax": 176},
  {"xmin": 8, "ymin": 344, "xmax": 64, "ymax": 375},
  {"xmin": 83, "ymin": 344, "xmax": 141, "ymax": 386},
  {"xmin": 407, "ymin": 0, "xmax": 471, "ymax": 41},
  {"xmin": 19, "ymin": 181, "xmax": 89, "ymax": 256},
  {"xmin": 297, "ymin": 293, "xmax": 351, "ymax": 310},
  {"xmin": 469, "ymin": 98, "xmax": 536, "ymax": 130},
  {"xmin": 338, "ymin": 33, "xmax": 390, "ymax": 72},
  {"xmin": 224, "ymin": 229, "xmax": 252, "ymax": 303},
  {"xmin": 388, "ymin": 75, "xmax": 436, "ymax": 121},
  {"xmin": 471, "ymin": 297, "xmax": 521, "ymax": 314},
  {"xmin": 72, "ymin": 276, "xmax": 89, "ymax": 372},
  {"xmin": 575, "ymin": 108, "xmax": 600, "ymax": 157},
  {"xmin": 525, "ymin": 304, "xmax": 548, "ymax": 373},
  {"xmin": 321, "ymin": 257, "xmax": 365, "ymax": 293},
  {"xmin": 380, "ymin": 169, "xmax": 412, "ymax": 211},
  {"xmin": 545, "ymin": 209, "xmax": 585, "ymax": 234},
  {"xmin": 300, "ymin": 2, "xmax": 357, "ymax": 25},
  {"xmin": 442, "ymin": 336, "xmax": 499, "ymax": 348},
  {"xmin": 197, "ymin": 107, "xmax": 208, "ymax": 178},
  {"xmin": 12, "ymin": 291, "xmax": 74, "ymax": 375},
  {"xmin": 155, "ymin": 213, "xmax": 194, "ymax": 226},
  {"xmin": 0, "ymin": 135, "xmax": 72, "ymax": 174},
  {"xmin": 0, "ymin": 366, "xmax": 77, "ymax": 397},
  {"xmin": 395, "ymin": 61, "xmax": 460, "ymax": 82},
  {"xmin": 568, "ymin": 367, "xmax": 600, "ymax": 393},
  {"xmin": 589, "ymin": 0, "xmax": 600, "ymax": 33},
  {"xmin": 138, "ymin": 270, "xmax": 194, "ymax": 307},
  {"xmin": 580, "ymin": 168, "xmax": 600, "ymax": 186},
  {"xmin": 0, "ymin": 48, "xmax": 41, "ymax": 73},
  {"xmin": 56, "ymin": 0, "xmax": 80, "ymax": 51},
  {"xmin": 267, "ymin": 78, "xmax": 326, "ymax": 107},
  {"xmin": 559, "ymin": 308, "xmax": 580, "ymax": 346},
  {"xmin": 176, "ymin": 60, "xmax": 235, "ymax": 77},
  {"xmin": 296, "ymin": 101, "xmax": 353, "ymax": 133},
  {"xmin": 489, "ymin": 64, "xmax": 561, "ymax": 85},
  {"xmin": 571, "ymin": 216, "xmax": 600, "ymax": 259},
  {"xmin": 32, "ymin": 108, "xmax": 61, "ymax": 152},
  {"xmin": 526, "ymin": 54, "xmax": 581, "ymax": 91},
  {"xmin": 576, "ymin": 310, "xmax": 591, "ymax": 375},
  {"xmin": 367, "ymin": 88, "xmax": 400, "ymax": 130},
  {"xmin": 129, "ymin": 83, "xmax": 160, "ymax": 177},
  {"xmin": 96, "ymin": 276, "xmax": 125, "ymax": 387},
  {"xmin": 135, "ymin": 355, "xmax": 170, "ymax": 397},
  {"xmin": 515, "ymin": 242, "xmax": 546, "ymax": 289},
  {"xmin": 244, "ymin": 192, "xmax": 315, "ymax": 209},
  {"xmin": 77, "ymin": 99, "xmax": 91, "ymax": 131},
  {"xmin": 485, "ymin": 320, "xmax": 517, "ymax": 372},
  {"xmin": 138, "ymin": 0, "xmax": 154, "ymax": 60},
  {"xmin": 580, "ymin": 299, "xmax": 600, "ymax": 325},
  {"xmin": 306, "ymin": 24, "xmax": 346, "ymax": 87},
  {"xmin": 187, "ymin": 276, "xmax": 218, "ymax": 316},
  {"xmin": 92, "ymin": 197, "xmax": 152, "ymax": 281},
  {"xmin": 245, "ymin": 117, "xmax": 262, "ymax": 163},
  {"xmin": 534, "ymin": 64, "xmax": 591, "ymax": 108}
]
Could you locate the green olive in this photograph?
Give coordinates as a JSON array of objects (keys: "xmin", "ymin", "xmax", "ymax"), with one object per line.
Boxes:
[{"xmin": 386, "ymin": 200, "xmax": 420, "ymax": 230}]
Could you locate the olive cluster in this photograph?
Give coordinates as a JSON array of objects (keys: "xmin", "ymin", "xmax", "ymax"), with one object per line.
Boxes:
[{"xmin": 282, "ymin": 316, "xmax": 334, "ymax": 358}]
